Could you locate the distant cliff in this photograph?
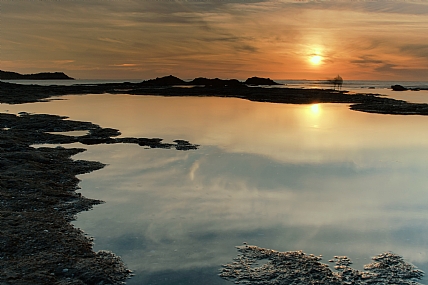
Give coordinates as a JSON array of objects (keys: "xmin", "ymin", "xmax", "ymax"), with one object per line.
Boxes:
[{"xmin": 0, "ymin": 70, "xmax": 74, "ymax": 80}]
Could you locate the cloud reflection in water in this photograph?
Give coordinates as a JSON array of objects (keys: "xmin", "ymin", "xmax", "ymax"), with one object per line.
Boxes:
[{"xmin": 4, "ymin": 94, "xmax": 428, "ymax": 284}]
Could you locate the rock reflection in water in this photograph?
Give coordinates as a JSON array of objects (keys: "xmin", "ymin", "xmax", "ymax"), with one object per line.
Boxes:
[{"xmin": 220, "ymin": 244, "xmax": 424, "ymax": 285}]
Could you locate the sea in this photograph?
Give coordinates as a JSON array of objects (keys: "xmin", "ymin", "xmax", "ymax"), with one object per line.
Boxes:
[
  {"xmin": 2, "ymin": 79, "xmax": 428, "ymax": 284},
  {"xmin": 3, "ymin": 78, "xmax": 428, "ymax": 90}
]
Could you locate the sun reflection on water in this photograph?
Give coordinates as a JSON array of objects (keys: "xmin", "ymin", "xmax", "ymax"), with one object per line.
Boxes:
[{"xmin": 310, "ymin": 103, "xmax": 320, "ymax": 115}]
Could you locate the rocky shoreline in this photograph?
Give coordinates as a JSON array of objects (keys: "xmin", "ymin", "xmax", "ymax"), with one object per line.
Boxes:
[
  {"xmin": 2, "ymin": 78, "xmax": 428, "ymax": 115},
  {"xmin": 0, "ymin": 112, "xmax": 197, "ymax": 284}
]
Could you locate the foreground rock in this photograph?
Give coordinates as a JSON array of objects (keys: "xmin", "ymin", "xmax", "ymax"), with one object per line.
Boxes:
[
  {"xmin": 220, "ymin": 245, "xmax": 424, "ymax": 285},
  {"xmin": 0, "ymin": 112, "xmax": 198, "ymax": 284}
]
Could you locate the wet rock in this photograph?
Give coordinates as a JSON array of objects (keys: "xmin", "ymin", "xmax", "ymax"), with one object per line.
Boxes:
[
  {"xmin": 220, "ymin": 245, "xmax": 424, "ymax": 285},
  {"xmin": 174, "ymin": 139, "xmax": 199, "ymax": 150},
  {"xmin": 0, "ymin": 112, "xmax": 198, "ymax": 284},
  {"xmin": 79, "ymin": 137, "xmax": 116, "ymax": 145}
]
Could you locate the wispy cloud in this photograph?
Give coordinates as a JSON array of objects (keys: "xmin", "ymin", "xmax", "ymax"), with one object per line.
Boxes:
[
  {"xmin": 110, "ymin": 64, "xmax": 139, "ymax": 67},
  {"xmin": 2, "ymin": 0, "xmax": 428, "ymax": 79},
  {"xmin": 53, "ymin": 60, "xmax": 75, "ymax": 64}
]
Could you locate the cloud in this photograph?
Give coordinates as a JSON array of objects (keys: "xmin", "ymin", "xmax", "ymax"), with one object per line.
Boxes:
[
  {"xmin": 350, "ymin": 56, "xmax": 385, "ymax": 66},
  {"xmin": 52, "ymin": 60, "xmax": 75, "ymax": 64},
  {"xmin": 289, "ymin": 1, "xmax": 428, "ymax": 16},
  {"xmin": 2, "ymin": 0, "xmax": 428, "ymax": 79},
  {"xmin": 400, "ymin": 44, "xmax": 428, "ymax": 59},
  {"xmin": 98, "ymin": 37, "xmax": 125, "ymax": 44},
  {"xmin": 374, "ymin": 63, "xmax": 399, "ymax": 73},
  {"xmin": 110, "ymin": 63, "xmax": 139, "ymax": 67}
]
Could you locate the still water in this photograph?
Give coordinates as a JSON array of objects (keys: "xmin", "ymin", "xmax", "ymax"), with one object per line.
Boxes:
[{"xmin": 3, "ymin": 93, "xmax": 428, "ymax": 284}]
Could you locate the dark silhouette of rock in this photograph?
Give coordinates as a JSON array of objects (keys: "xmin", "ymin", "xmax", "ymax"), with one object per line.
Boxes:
[
  {"xmin": 0, "ymin": 70, "xmax": 74, "ymax": 80},
  {"xmin": 188, "ymin": 77, "xmax": 213, "ymax": 86},
  {"xmin": 244, "ymin": 77, "xmax": 280, "ymax": 85},
  {"xmin": 391, "ymin": 85, "xmax": 408, "ymax": 91},
  {"xmin": 188, "ymin": 77, "xmax": 244, "ymax": 87},
  {"xmin": 140, "ymin": 75, "xmax": 186, "ymax": 86}
]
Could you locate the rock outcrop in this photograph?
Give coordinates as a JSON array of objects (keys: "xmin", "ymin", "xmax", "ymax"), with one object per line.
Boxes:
[
  {"xmin": 188, "ymin": 77, "xmax": 244, "ymax": 87},
  {"xmin": 0, "ymin": 70, "xmax": 74, "ymax": 80},
  {"xmin": 244, "ymin": 76, "xmax": 281, "ymax": 85},
  {"xmin": 391, "ymin": 85, "xmax": 408, "ymax": 91},
  {"xmin": 140, "ymin": 75, "xmax": 186, "ymax": 86}
]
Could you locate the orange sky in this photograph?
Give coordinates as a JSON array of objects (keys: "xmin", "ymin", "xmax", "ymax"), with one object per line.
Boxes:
[{"xmin": 1, "ymin": 1, "xmax": 428, "ymax": 80}]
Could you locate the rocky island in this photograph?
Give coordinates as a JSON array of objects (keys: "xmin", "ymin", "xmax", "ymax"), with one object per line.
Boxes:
[{"xmin": 0, "ymin": 70, "xmax": 74, "ymax": 80}]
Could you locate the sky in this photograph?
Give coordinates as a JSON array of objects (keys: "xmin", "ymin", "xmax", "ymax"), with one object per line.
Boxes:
[{"xmin": 1, "ymin": 0, "xmax": 428, "ymax": 80}]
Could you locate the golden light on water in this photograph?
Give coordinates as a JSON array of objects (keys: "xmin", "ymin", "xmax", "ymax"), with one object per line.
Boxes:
[
  {"xmin": 305, "ymin": 103, "xmax": 322, "ymax": 129},
  {"xmin": 311, "ymin": 104, "xmax": 320, "ymax": 115}
]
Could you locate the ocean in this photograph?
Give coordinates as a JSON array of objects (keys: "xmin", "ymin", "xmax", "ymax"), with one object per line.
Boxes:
[{"xmin": 2, "ymin": 78, "xmax": 428, "ymax": 90}]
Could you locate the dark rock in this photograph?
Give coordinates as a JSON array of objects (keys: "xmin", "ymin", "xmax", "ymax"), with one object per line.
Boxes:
[
  {"xmin": 221, "ymin": 245, "xmax": 424, "ymax": 285},
  {"xmin": 78, "ymin": 137, "xmax": 115, "ymax": 145},
  {"xmin": 140, "ymin": 75, "xmax": 186, "ymax": 86},
  {"xmin": 174, "ymin": 139, "xmax": 199, "ymax": 150},
  {"xmin": 2, "ymin": 79, "xmax": 428, "ymax": 116},
  {"xmin": 244, "ymin": 77, "xmax": 281, "ymax": 85},
  {"xmin": 188, "ymin": 77, "xmax": 213, "ymax": 86},
  {"xmin": 87, "ymin": 127, "xmax": 121, "ymax": 138},
  {"xmin": 188, "ymin": 77, "xmax": 244, "ymax": 87},
  {"xmin": 391, "ymin": 85, "xmax": 408, "ymax": 91},
  {"xmin": 0, "ymin": 70, "xmax": 74, "ymax": 80},
  {"xmin": 0, "ymin": 112, "xmax": 199, "ymax": 285}
]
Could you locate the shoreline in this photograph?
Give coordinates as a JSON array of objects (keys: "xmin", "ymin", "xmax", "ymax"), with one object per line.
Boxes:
[
  {"xmin": 0, "ymin": 112, "xmax": 197, "ymax": 284},
  {"xmin": 2, "ymin": 81, "xmax": 428, "ymax": 115},
  {"xmin": 1, "ymin": 81, "xmax": 428, "ymax": 284}
]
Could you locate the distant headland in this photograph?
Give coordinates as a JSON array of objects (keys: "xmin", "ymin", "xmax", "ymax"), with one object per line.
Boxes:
[
  {"xmin": 0, "ymin": 70, "xmax": 74, "ymax": 80},
  {"xmin": 139, "ymin": 75, "xmax": 280, "ymax": 87}
]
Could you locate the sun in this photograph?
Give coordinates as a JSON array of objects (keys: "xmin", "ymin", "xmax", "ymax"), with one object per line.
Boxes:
[{"xmin": 309, "ymin": 55, "xmax": 323, "ymax": 65}]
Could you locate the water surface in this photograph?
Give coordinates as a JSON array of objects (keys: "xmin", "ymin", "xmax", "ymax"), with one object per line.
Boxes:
[{"xmin": 3, "ymin": 94, "xmax": 428, "ymax": 284}]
